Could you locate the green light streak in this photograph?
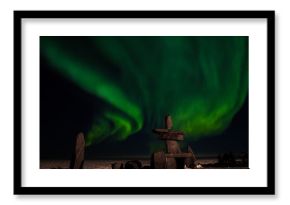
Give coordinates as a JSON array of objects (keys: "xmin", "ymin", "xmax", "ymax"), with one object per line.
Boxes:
[{"xmin": 41, "ymin": 36, "xmax": 248, "ymax": 144}]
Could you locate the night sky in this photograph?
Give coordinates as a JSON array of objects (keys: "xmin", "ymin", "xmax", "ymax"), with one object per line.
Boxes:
[{"xmin": 40, "ymin": 36, "xmax": 248, "ymax": 160}]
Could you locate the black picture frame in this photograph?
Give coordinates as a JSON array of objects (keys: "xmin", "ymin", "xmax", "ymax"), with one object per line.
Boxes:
[{"xmin": 14, "ymin": 10, "xmax": 275, "ymax": 195}]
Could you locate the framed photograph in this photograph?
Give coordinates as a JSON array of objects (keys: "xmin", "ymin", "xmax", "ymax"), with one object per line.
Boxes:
[{"xmin": 14, "ymin": 10, "xmax": 275, "ymax": 195}]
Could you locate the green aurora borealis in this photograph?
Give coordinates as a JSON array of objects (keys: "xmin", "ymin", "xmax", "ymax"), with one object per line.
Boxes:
[{"xmin": 40, "ymin": 36, "xmax": 248, "ymax": 147}]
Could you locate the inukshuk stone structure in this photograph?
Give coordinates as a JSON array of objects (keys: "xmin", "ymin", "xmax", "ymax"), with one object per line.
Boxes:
[
  {"xmin": 69, "ymin": 132, "xmax": 85, "ymax": 169},
  {"xmin": 151, "ymin": 115, "xmax": 196, "ymax": 169}
]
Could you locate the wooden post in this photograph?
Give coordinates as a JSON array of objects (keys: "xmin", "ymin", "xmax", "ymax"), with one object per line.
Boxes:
[{"xmin": 69, "ymin": 132, "xmax": 85, "ymax": 169}]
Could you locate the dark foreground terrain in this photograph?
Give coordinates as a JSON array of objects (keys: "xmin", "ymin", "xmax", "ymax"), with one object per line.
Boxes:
[{"xmin": 40, "ymin": 158, "xmax": 248, "ymax": 169}]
